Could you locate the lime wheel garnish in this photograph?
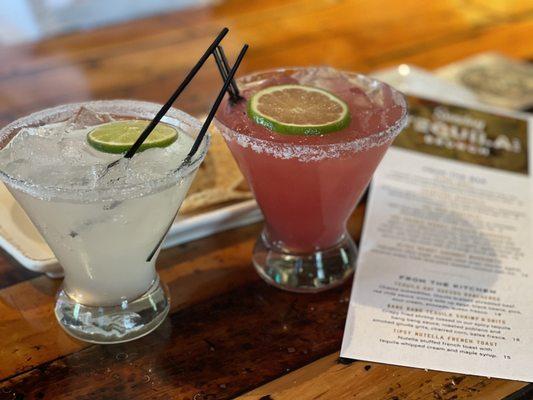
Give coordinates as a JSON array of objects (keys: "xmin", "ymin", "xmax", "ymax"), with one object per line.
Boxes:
[
  {"xmin": 247, "ymin": 84, "xmax": 350, "ymax": 135},
  {"xmin": 87, "ymin": 120, "xmax": 178, "ymax": 154}
]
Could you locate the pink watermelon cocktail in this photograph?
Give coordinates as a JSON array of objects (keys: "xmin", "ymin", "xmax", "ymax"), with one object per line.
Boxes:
[{"xmin": 215, "ymin": 67, "xmax": 407, "ymax": 292}]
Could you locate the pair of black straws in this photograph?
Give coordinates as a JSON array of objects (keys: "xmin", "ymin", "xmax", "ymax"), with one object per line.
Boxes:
[
  {"xmin": 134, "ymin": 27, "xmax": 246, "ymax": 262},
  {"xmin": 121, "ymin": 27, "xmax": 247, "ymax": 164}
]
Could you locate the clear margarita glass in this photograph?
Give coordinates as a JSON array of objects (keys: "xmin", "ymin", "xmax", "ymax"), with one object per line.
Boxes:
[{"xmin": 0, "ymin": 100, "xmax": 209, "ymax": 343}]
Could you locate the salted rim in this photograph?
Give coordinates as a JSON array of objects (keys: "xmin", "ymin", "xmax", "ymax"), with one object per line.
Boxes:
[
  {"xmin": 0, "ymin": 100, "xmax": 210, "ymax": 202},
  {"xmin": 214, "ymin": 67, "xmax": 409, "ymax": 162}
]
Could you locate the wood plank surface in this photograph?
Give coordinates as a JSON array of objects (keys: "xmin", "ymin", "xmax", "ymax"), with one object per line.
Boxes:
[
  {"xmin": 0, "ymin": 0, "xmax": 532, "ymax": 399},
  {"xmin": 0, "ymin": 222, "xmax": 263, "ymax": 380},
  {"xmin": 0, "ymin": 281, "xmax": 350, "ymax": 399},
  {"xmin": 238, "ymin": 354, "xmax": 526, "ymax": 400}
]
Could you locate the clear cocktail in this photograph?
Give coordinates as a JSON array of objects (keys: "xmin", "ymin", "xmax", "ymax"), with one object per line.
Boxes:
[
  {"xmin": 216, "ymin": 67, "xmax": 407, "ymax": 292},
  {"xmin": 0, "ymin": 100, "xmax": 209, "ymax": 343}
]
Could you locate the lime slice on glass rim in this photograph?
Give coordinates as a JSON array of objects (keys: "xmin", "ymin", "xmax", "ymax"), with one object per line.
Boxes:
[
  {"xmin": 87, "ymin": 120, "xmax": 178, "ymax": 154},
  {"xmin": 247, "ymin": 84, "xmax": 351, "ymax": 135}
]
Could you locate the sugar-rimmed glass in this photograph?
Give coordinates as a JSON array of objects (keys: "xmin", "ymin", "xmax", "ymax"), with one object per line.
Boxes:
[
  {"xmin": 0, "ymin": 100, "xmax": 209, "ymax": 343},
  {"xmin": 215, "ymin": 67, "xmax": 408, "ymax": 293}
]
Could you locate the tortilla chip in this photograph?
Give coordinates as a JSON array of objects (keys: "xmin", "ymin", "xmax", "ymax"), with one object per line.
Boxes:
[{"xmin": 180, "ymin": 125, "xmax": 252, "ymax": 215}]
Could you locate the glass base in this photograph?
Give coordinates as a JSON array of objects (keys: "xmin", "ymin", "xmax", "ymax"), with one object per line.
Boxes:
[
  {"xmin": 252, "ymin": 230, "xmax": 357, "ymax": 293},
  {"xmin": 54, "ymin": 275, "xmax": 170, "ymax": 344}
]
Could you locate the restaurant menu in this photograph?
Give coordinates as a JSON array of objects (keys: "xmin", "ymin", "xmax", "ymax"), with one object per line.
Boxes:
[{"xmin": 341, "ymin": 95, "xmax": 533, "ymax": 381}]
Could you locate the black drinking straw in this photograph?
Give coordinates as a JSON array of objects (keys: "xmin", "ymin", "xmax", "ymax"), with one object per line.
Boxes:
[
  {"xmin": 218, "ymin": 46, "xmax": 242, "ymax": 98},
  {"xmin": 213, "ymin": 46, "xmax": 242, "ymax": 102},
  {"xmin": 213, "ymin": 47, "xmax": 234, "ymax": 98},
  {"xmin": 146, "ymin": 44, "xmax": 249, "ymax": 262},
  {"xmin": 121, "ymin": 27, "xmax": 229, "ymax": 160},
  {"xmin": 185, "ymin": 44, "xmax": 248, "ymax": 161}
]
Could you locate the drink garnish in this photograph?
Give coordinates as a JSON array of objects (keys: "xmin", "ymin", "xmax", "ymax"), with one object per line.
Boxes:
[
  {"xmin": 87, "ymin": 120, "xmax": 178, "ymax": 154},
  {"xmin": 247, "ymin": 84, "xmax": 351, "ymax": 135}
]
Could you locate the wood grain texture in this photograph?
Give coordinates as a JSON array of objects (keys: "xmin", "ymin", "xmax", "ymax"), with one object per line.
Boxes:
[
  {"xmin": 0, "ymin": 221, "xmax": 263, "ymax": 380},
  {"xmin": 0, "ymin": 281, "xmax": 351, "ymax": 400},
  {"xmin": 0, "ymin": 0, "xmax": 532, "ymax": 399},
  {"xmin": 238, "ymin": 354, "xmax": 527, "ymax": 400}
]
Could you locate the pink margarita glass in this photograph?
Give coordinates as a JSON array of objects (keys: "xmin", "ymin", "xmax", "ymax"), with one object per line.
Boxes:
[{"xmin": 215, "ymin": 67, "xmax": 407, "ymax": 292}]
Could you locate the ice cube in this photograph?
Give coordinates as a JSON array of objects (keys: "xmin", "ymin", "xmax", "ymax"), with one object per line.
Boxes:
[
  {"xmin": 349, "ymin": 86, "xmax": 375, "ymax": 110},
  {"xmin": 67, "ymin": 106, "xmax": 115, "ymax": 129},
  {"xmin": 7, "ymin": 128, "xmax": 44, "ymax": 150},
  {"xmin": 129, "ymin": 147, "xmax": 175, "ymax": 174},
  {"xmin": 291, "ymin": 67, "xmax": 353, "ymax": 92},
  {"xmin": 59, "ymin": 137, "xmax": 83, "ymax": 163},
  {"xmin": 3, "ymin": 159, "xmax": 30, "ymax": 179},
  {"xmin": 9, "ymin": 135, "xmax": 59, "ymax": 166}
]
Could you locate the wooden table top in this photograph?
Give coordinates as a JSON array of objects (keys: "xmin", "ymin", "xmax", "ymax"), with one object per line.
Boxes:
[{"xmin": 0, "ymin": 1, "xmax": 532, "ymax": 399}]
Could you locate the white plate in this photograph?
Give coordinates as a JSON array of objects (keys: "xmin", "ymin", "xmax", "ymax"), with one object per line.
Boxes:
[{"xmin": 0, "ymin": 182, "xmax": 262, "ymax": 278}]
